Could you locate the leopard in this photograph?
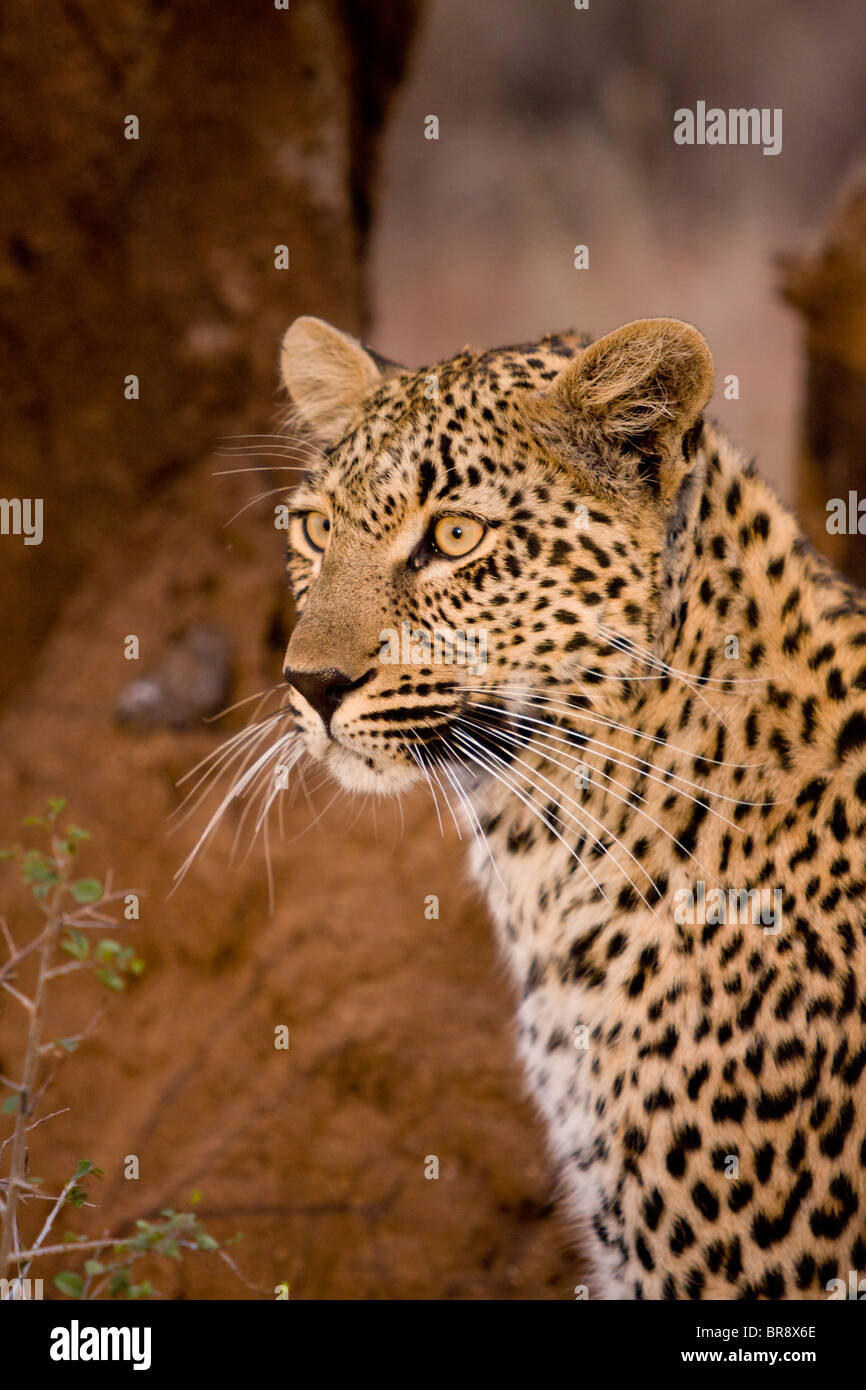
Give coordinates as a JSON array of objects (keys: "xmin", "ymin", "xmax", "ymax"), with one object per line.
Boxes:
[{"xmin": 267, "ymin": 313, "xmax": 866, "ymax": 1299}]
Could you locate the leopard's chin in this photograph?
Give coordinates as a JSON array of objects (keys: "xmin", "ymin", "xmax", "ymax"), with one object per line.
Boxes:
[{"xmin": 319, "ymin": 740, "xmax": 423, "ymax": 796}]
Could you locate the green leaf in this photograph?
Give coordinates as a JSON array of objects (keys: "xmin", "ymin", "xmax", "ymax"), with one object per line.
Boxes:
[
  {"xmin": 21, "ymin": 854, "xmax": 59, "ymax": 886},
  {"xmin": 74, "ymin": 1159, "xmax": 104, "ymax": 1180},
  {"xmin": 129, "ymin": 957, "xmax": 146, "ymax": 976},
  {"xmin": 1, "ymin": 1092, "xmax": 21, "ymax": 1115},
  {"xmin": 190, "ymin": 1188, "xmax": 202, "ymax": 1205},
  {"xmin": 96, "ymin": 939, "xmax": 121, "ymax": 962},
  {"xmin": 66, "ymin": 1186, "xmax": 88, "ymax": 1209},
  {"xmin": 55, "ymin": 1037, "xmax": 80, "ymax": 1053},
  {"xmin": 48, "ymin": 797, "xmax": 68, "ymax": 821},
  {"xmin": 127, "ymin": 1281, "xmax": 153, "ymax": 1301},
  {"xmin": 84, "ymin": 1260, "xmax": 105, "ymax": 1276},
  {"xmin": 97, "ymin": 967, "xmax": 124, "ymax": 992},
  {"xmin": 70, "ymin": 878, "xmax": 102, "ymax": 904},
  {"xmin": 22, "ymin": 815, "xmax": 49, "ymax": 829},
  {"xmin": 109, "ymin": 1270, "xmax": 131, "ymax": 1298},
  {"xmin": 54, "ymin": 1271, "xmax": 83, "ymax": 1298},
  {"xmin": 196, "ymin": 1233, "xmax": 219, "ymax": 1251},
  {"xmin": 61, "ymin": 929, "xmax": 89, "ymax": 961},
  {"xmin": 66, "ymin": 825, "xmax": 91, "ymax": 843}
]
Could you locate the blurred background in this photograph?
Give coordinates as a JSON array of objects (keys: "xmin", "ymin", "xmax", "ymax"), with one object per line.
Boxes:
[
  {"xmin": 0, "ymin": 0, "xmax": 864, "ymax": 1300},
  {"xmin": 372, "ymin": 0, "xmax": 866, "ymax": 505}
]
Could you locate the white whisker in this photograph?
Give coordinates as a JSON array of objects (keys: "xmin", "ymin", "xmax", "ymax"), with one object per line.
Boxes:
[
  {"xmin": 437, "ymin": 739, "xmax": 507, "ymax": 892},
  {"xmin": 450, "ymin": 727, "xmax": 614, "ymax": 907},
  {"xmin": 454, "ymin": 712, "xmax": 726, "ymax": 891}
]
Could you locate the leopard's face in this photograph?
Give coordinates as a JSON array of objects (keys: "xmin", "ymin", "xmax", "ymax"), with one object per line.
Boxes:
[{"xmin": 280, "ymin": 316, "xmax": 714, "ymax": 797}]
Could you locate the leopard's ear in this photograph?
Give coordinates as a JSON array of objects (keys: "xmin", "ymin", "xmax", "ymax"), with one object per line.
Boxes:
[
  {"xmin": 551, "ymin": 318, "xmax": 714, "ymax": 473},
  {"xmin": 280, "ymin": 316, "xmax": 395, "ymax": 444}
]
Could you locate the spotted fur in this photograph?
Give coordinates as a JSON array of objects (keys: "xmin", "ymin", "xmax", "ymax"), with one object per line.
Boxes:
[{"xmin": 276, "ymin": 315, "xmax": 866, "ymax": 1300}]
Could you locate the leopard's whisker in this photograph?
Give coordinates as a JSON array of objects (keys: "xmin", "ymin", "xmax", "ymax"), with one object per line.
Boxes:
[
  {"xmin": 458, "ymin": 705, "xmax": 723, "ymax": 831},
  {"xmin": 230, "ymin": 755, "xmax": 282, "ymax": 860},
  {"xmin": 223, "ymin": 484, "xmax": 299, "ymax": 528},
  {"xmin": 276, "ymin": 782, "xmax": 345, "ymax": 849},
  {"xmin": 455, "ymin": 712, "xmax": 727, "ymax": 891},
  {"xmin": 565, "ymin": 659, "xmax": 762, "ymax": 693},
  {"xmin": 175, "ymin": 701, "xmax": 293, "ymax": 790},
  {"xmin": 579, "ymin": 635, "xmax": 735, "ymax": 735},
  {"xmin": 172, "ymin": 705, "xmax": 296, "ymax": 823},
  {"xmin": 425, "ymin": 749, "xmax": 465, "ymax": 840},
  {"xmin": 449, "ymin": 728, "xmax": 613, "ymax": 907},
  {"xmin": 458, "ymin": 685, "xmax": 765, "ymax": 770},
  {"xmin": 219, "ymin": 432, "xmax": 328, "ymax": 457},
  {"xmin": 262, "ymin": 806, "xmax": 275, "ymax": 913},
  {"xmin": 462, "ymin": 701, "xmax": 759, "ymax": 816},
  {"xmin": 213, "ymin": 451, "xmax": 320, "ymax": 466},
  {"xmin": 343, "ymin": 788, "xmax": 373, "ymax": 837},
  {"xmin": 453, "ymin": 721, "xmax": 657, "ymax": 905},
  {"xmin": 408, "ymin": 745, "xmax": 445, "ymax": 837},
  {"xmin": 172, "ymin": 724, "xmax": 283, "ymax": 830},
  {"xmin": 212, "ymin": 464, "xmax": 310, "ymax": 474},
  {"xmin": 453, "ymin": 724, "xmax": 626, "ymax": 901},
  {"xmin": 171, "ymin": 730, "xmax": 301, "ymax": 890},
  {"xmin": 597, "ymin": 623, "xmax": 771, "ymax": 688},
  {"xmin": 436, "ymin": 740, "xmax": 507, "ymax": 892},
  {"xmin": 202, "ymin": 683, "xmax": 284, "ymax": 724}
]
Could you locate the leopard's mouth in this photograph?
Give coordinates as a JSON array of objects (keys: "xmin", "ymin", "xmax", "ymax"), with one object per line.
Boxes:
[{"xmin": 287, "ymin": 682, "xmax": 525, "ymax": 799}]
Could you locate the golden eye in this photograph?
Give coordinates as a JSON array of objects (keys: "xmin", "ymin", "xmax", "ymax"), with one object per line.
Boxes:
[
  {"xmin": 431, "ymin": 515, "xmax": 485, "ymax": 558},
  {"xmin": 296, "ymin": 510, "xmax": 331, "ymax": 555}
]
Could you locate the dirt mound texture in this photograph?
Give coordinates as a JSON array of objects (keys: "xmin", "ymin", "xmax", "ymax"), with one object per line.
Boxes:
[{"xmin": 0, "ymin": 1, "xmax": 571, "ymax": 1299}]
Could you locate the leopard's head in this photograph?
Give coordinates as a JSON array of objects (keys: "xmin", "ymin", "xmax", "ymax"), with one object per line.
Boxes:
[{"xmin": 280, "ymin": 315, "xmax": 714, "ymax": 796}]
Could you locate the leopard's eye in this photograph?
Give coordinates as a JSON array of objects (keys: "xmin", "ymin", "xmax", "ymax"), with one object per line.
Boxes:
[
  {"xmin": 431, "ymin": 515, "xmax": 485, "ymax": 558},
  {"xmin": 293, "ymin": 510, "xmax": 331, "ymax": 556}
]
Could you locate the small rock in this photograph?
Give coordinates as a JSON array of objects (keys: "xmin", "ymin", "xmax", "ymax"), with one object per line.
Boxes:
[{"xmin": 116, "ymin": 624, "xmax": 233, "ymax": 731}]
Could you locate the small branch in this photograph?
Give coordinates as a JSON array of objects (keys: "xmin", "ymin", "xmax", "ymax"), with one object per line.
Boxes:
[
  {"xmin": 38, "ymin": 1005, "xmax": 107, "ymax": 1061},
  {"xmin": 0, "ymin": 979, "xmax": 34, "ymax": 1012},
  {"xmin": 0, "ymin": 925, "xmax": 50, "ymax": 981},
  {"xmin": 217, "ymin": 1247, "xmax": 262, "ymax": 1294},
  {"xmin": 44, "ymin": 961, "xmax": 88, "ymax": 981},
  {"xmin": 0, "ymin": 1107, "xmax": 70, "ymax": 1161},
  {"xmin": 27, "ymin": 1068, "xmax": 58, "ymax": 1122},
  {"xmin": 8, "ymin": 1235, "xmax": 116, "ymax": 1264},
  {"xmin": 0, "ymin": 915, "xmax": 15, "ymax": 958},
  {"xmin": 0, "ymin": 886, "xmax": 60, "ymax": 1275}
]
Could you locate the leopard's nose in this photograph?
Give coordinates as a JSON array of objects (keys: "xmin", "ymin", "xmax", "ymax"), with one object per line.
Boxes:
[{"xmin": 284, "ymin": 666, "xmax": 374, "ymax": 731}]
